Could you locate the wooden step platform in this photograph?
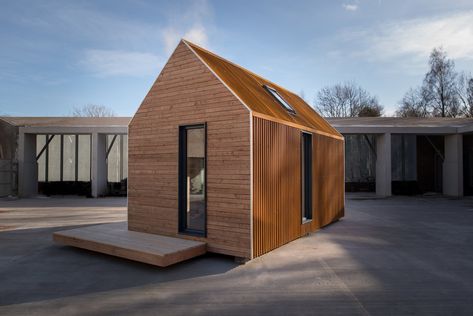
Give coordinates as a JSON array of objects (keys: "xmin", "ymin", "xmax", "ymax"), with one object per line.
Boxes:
[{"xmin": 53, "ymin": 222, "xmax": 206, "ymax": 267}]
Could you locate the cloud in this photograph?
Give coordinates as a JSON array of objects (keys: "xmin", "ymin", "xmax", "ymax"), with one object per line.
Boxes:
[
  {"xmin": 184, "ymin": 25, "xmax": 208, "ymax": 46},
  {"xmin": 76, "ymin": 0, "xmax": 213, "ymax": 76},
  {"xmin": 161, "ymin": 0, "xmax": 212, "ymax": 55},
  {"xmin": 162, "ymin": 24, "xmax": 208, "ymax": 55},
  {"xmin": 342, "ymin": 3, "xmax": 358, "ymax": 11},
  {"xmin": 343, "ymin": 11, "xmax": 473, "ymax": 63},
  {"xmin": 13, "ymin": 2, "xmax": 161, "ymax": 48},
  {"xmin": 19, "ymin": 0, "xmax": 214, "ymax": 77},
  {"xmin": 80, "ymin": 50, "xmax": 162, "ymax": 77}
]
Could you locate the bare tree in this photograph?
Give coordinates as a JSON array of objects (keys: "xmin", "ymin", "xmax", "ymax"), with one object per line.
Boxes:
[
  {"xmin": 423, "ymin": 47, "xmax": 460, "ymax": 117},
  {"xmin": 457, "ymin": 72, "xmax": 473, "ymax": 117},
  {"xmin": 358, "ymin": 103, "xmax": 383, "ymax": 117},
  {"xmin": 396, "ymin": 87, "xmax": 431, "ymax": 117},
  {"xmin": 71, "ymin": 104, "xmax": 115, "ymax": 117},
  {"xmin": 396, "ymin": 47, "xmax": 465, "ymax": 118},
  {"xmin": 315, "ymin": 82, "xmax": 383, "ymax": 117}
]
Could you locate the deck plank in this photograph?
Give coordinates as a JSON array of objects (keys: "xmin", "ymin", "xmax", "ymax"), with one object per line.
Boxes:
[{"xmin": 53, "ymin": 222, "xmax": 207, "ymax": 267}]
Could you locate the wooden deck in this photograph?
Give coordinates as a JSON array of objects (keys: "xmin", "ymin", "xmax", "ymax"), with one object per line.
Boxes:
[{"xmin": 53, "ymin": 222, "xmax": 207, "ymax": 267}]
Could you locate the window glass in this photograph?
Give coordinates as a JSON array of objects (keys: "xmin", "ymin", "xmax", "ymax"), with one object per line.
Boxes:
[
  {"xmin": 107, "ymin": 135, "xmax": 120, "ymax": 183},
  {"xmin": 48, "ymin": 135, "xmax": 60, "ymax": 181},
  {"xmin": 180, "ymin": 125, "xmax": 206, "ymax": 235},
  {"xmin": 264, "ymin": 85, "xmax": 296, "ymax": 114},
  {"xmin": 302, "ymin": 132, "xmax": 313, "ymax": 222},
  {"xmin": 77, "ymin": 135, "xmax": 91, "ymax": 182},
  {"xmin": 186, "ymin": 128, "xmax": 205, "ymax": 231},
  {"xmin": 37, "ymin": 135, "xmax": 46, "ymax": 182},
  {"xmin": 63, "ymin": 135, "xmax": 76, "ymax": 181}
]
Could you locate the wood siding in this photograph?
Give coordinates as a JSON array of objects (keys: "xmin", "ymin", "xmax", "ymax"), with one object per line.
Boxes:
[
  {"xmin": 53, "ymin": 222, "xmax": 207, "ymax": 267},
  {"xmin": 128, "ymin": 41, "xmax": 252, "ymax": 258},
  {"xmin": 253, "ymin": 117, "xmax": 302, "ymax": 257},
  {"xmin": 301, "ymin": 134, "xmax": 345, "ymax": 235},
  {"xmin": 253, "ymin": 117, "xmax": 344, "ymax": 257}
]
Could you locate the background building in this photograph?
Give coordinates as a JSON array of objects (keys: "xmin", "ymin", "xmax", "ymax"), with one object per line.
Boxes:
[
  {"xmin": 328, "ymin": 117, "xmax": 473, "ymax": 197},
  {"xmin": 1, "ymin": 116, "xmax": 472, "ymax": 198},
  {"xmin": 0, "ymin": 117, "xmax": 129, "ymax": 198}
]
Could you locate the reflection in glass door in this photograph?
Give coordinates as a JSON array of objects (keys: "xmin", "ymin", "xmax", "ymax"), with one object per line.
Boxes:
[{"xmin": 179, "ymin": 124, "xmax": 206, "ymax": 235}]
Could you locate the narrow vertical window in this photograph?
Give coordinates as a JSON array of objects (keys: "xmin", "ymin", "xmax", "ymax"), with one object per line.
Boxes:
[
  {"xmin": 179, "ymin": 124, "xmax": 206, "ymax": 236},
  {"xmin": 301, "ymin": 132, "xmax": 312, "ymax": 222}
]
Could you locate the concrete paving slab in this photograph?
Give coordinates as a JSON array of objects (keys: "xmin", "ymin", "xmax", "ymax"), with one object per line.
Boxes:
[
  {"xmin": 0, "ymin": 196, "xmax": 126, "ymax": 231},
  {"xmin": 0, "ymin": 196, "xmax": 473, "ymax": 315}
]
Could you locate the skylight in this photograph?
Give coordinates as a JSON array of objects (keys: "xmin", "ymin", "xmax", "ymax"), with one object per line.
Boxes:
[{"xmin": 263, "ymin": 85, "xmax": 296, "ymax": 115}]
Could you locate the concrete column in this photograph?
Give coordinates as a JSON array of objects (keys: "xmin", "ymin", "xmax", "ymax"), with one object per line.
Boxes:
[
  {"xmin": 376, "ymin": 133, "xmax": 392, "ymax": 197},
  {"xmin": 91, "ymin": 133, "xmax": 107, "ymax": 197},
  {"xmin": 18, "ymin": 132, "xmax": 38, "ymax": 197},
  {"xmin": 443, "ymin": 134, "xmax": 463, "ymax": 197}
]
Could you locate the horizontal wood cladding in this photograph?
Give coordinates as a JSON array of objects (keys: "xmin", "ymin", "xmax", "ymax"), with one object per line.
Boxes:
[
  {"xmin": 128, "ymin": 41, "xmax": 251, "ymax": 258},
  {"xmin": 252, "ymin": 117, "xmax": 344, "ymax": 258}
]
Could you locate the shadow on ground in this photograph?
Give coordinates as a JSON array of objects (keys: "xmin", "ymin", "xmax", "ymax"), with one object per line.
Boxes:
[
  {"xmin": 0, "ymin": 225, "xmax": 238, "ymax": 306},
  {"xmin": 1, "ymin": 196, "xmax": 473, "ymax": 315}
]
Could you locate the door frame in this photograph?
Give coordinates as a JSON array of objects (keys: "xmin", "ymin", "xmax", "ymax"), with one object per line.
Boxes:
[{"xmin": 178, "ymin": 123, "xmax": 207, "ymax": 237}]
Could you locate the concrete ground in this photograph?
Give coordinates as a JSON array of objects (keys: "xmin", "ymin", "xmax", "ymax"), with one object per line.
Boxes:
[
  {"xmin": 1, "ymin": 196, "xmax": 473, "ymax": 315},
  {"xmin": 0, "ymin": 197, "xmax": 126, "ymax": 231}
]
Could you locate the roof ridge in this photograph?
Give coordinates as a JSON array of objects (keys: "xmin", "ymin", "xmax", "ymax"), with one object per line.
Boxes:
[{"xmin": 182, "ymin": 39, "xmax": 253, "ymax": 114}]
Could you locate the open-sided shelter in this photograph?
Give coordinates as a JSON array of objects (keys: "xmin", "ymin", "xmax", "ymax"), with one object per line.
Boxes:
[{"xmin": 54, "ymin": 40, "xmax": 344, "ymax": 265}]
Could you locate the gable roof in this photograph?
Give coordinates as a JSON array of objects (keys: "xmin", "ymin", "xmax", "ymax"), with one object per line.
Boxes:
[{"xmin": 183, "ymin": 40, "xmax": 342, "ymax": 139}]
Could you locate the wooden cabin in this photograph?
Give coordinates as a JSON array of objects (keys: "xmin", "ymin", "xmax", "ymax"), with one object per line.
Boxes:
[
  {"xmin": 127, "ymin": 40, "xmax": 344, "ymax": 260},
  {"xmin": 54, "ymin": 40, "xmax": 344, "ymax": 266}
]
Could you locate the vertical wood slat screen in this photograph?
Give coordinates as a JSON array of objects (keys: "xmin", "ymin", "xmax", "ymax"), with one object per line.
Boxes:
[
  {"xmin": 309, "ymin": 134, "xmax": 345, "ymax": 231},
  {"xmin": 253, "ymin": 117, "xmax": 345, "ymax": 258},
  {"xmin": 253, "ymin": 117, "xmax": 301, "ymax": 257}
]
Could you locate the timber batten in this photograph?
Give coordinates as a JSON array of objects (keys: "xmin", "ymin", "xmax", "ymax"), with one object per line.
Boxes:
[
  {"xmin": 253, "ymin": 117, "xmax": 301, "ymax": 257},
  {"xmin": 252, "ymin": 117, "xmax": 345, "ymax": 257}
]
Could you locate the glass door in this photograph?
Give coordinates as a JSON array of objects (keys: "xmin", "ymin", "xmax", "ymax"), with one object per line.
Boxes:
[
  {"xmin": 178, "ymin": 124, "xmax": 206, "ymax": 236},
  {"xmin": 301, "ymin": 132, "xmax": 313, "ymax": 222}
]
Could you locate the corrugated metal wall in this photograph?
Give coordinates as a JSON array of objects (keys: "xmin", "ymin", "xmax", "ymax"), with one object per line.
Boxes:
[{"xmin": 252, "ymin": 117, "xmax": 345, "ymax": 258}]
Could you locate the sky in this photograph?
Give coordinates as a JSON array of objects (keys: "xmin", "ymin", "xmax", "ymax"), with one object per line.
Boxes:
[{"xmin": 1, "ymin": 0, "xmax": 473, "ymax": 117}]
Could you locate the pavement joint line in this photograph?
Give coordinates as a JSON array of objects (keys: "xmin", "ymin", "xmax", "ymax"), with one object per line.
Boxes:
[{"xmin": 319, "ymin": 258, "xmax": 371, "ymax": 316}]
